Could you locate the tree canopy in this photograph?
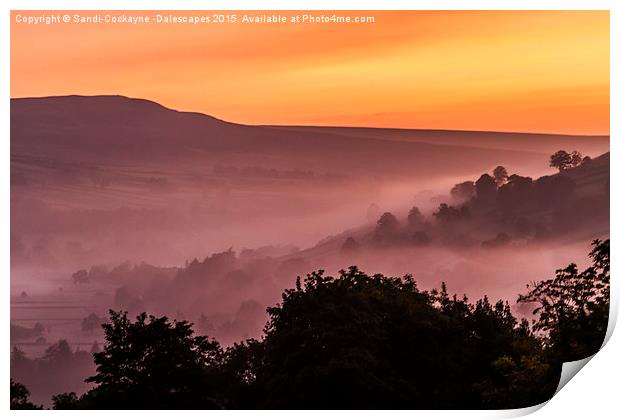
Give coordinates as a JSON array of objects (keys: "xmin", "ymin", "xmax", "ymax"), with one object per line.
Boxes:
[
  {"xmin": 519, "ymin": 239, "xmax": 609, "ymax": 361},
  {"xmin": 81, "ymin": 311, "xmax": 225, "ymax": 409},
  {"xmin": 11, "ymin": 239, "xmax": 609, "ymax": 410},
  {"xmin": 549, "ymin": 150, "xmax": 583, "ymax": 171},
  {"xmin": 10, "ymin": 379, "xmax": 41, "ymax": 410}
]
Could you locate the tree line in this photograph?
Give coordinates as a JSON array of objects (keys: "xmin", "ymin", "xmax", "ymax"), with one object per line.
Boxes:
[
  {"xmin": 361, "ymin": 150, "xmax": 604, "ymax": 251},
  {"xmin": 11, "ymin": 239, "xmax": 609, "ymax": 409}
]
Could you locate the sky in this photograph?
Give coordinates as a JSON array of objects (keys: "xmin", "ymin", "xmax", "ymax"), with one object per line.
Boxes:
[{"xmin": 11, "ymin": 10, "xmax": 609, "ymax": 134}]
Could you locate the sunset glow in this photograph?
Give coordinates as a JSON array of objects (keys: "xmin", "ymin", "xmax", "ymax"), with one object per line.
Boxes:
[{"xmin": 11, "ymin": 10, "xmax": 609, "ymax": 134}]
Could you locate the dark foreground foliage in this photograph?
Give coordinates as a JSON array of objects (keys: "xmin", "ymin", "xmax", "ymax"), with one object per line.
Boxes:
[
  {"xmin": 11, "ymin": 239, "xmax": 609, "ymax": 410},
  {"xmin": 10, "ymin": 379, "xmax": 41, "ymax": 409}
]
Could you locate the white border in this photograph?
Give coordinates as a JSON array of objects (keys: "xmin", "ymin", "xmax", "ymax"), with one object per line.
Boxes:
[{"xmin": 2, "ymin": 1, "xmax": 616, "ymax": 419}]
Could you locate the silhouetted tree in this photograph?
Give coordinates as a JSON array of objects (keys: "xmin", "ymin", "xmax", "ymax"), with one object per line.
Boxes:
[
  {"xmin": 376, "ymin": 212, "xmax": 399, "ymax": 233},
  {"xmin": 407, "ymin": 206, "xmax": 426, "ymax": 227},
  {"xmin": 373, "ymin": 212, "xmax": 401, "ymax": 245},
  {"xmin": 550, "ymin": 150, "xmax": 582, "ymax": 171},
  {"xmin": 492, "ymin": 166, "xmax": 509, "ymax": 186},
  {"xmin": 518, "ymin": 239, "xmax": 609, "ymax": 361},
  {"xmin": 35, "ymin": 241, "xmax": 611, "ymax": 410},
  {"xmin": 11, "ymin": 322, "xmax": 45, "ymax": 341},
  {"xmin": 433, "ymin": 203, "xmax": 470, "ymax": 223},
  {"xmin": 450, "ymin": 181, "xmax": 476, "ymax": 202},
  {"xmin": 81, "ymin": 313, "xmax": 102, "ymax": 333},
  {"xmin": 475, "ymin": 174, "xmax": 497, "ymax": 203},
  {"xmin": 42, "ymin": 340, "xmax": 73, "ymax": 366},
  {"xmin": 251, "ymin": 267, "xmax": 547, "ymax": 409},
  {"xmin": 340, "ymin": 236, "xmax": 360, "ymax": 253},
  {"xmin": 217, "ymin": 339, "xmax": 265, "ymax": 408},
  {"xmin": 80, "ymin": 310, "xmax": 226, "ymax": 409},
  {"xmin": 473, "ymin": 354, "xmax": 555, "ymax": 409},
  {"xmin": 11, "ymin": 379, "xmax": 41, "ymax": 409},
  {"xmin": 52, "ymin": 392, "xmax": 79, "ymax": 410},
  {"xmin": 113, "ymin": 286, "xmax": 144, "ymax": 313},
  {"xmin": 549, "ymin": 150, "xmax": 571, "ymax": 171},
  {"xmin": 497, "ymin": 174, "xmax": 534, "ymax": 210},
  {"xmin": 72, "ymin": 269, "xmax": 89, "ymax": 285},
  {"xmin": 534, "ymin": 175, "xmax": 576, "ymax": 208}
]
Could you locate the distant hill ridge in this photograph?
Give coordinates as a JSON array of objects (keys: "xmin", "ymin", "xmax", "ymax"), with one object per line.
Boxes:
[{"xmin": 10, "ymin": 95, "xmax": 609, "ymax": 178}]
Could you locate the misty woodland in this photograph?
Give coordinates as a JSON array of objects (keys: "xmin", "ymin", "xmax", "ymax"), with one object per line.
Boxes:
[
  {"xmin": 10, "ymin": 97, "xmax": 610, "ymax": 409},
  {"xmin": 10, "ymin": 10, "xmax": 610, "ymax": 411}
]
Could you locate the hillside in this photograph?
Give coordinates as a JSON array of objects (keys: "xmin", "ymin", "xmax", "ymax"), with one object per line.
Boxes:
[
  {"xmin": 286, "ymin": 152, "xmax": 610, "ymax": 261},
  {"xmin": 10, "ymin": 95, "xmax": 609, "ymax": 269},
  {"xmin": 11, "ymin": 95, "xmax": 603, "ymax": 179},
  {"xmin": 271, "ymin": 125, "xmax": 609, "ymax": 155}
]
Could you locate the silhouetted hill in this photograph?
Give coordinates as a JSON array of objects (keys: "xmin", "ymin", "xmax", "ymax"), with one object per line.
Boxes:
[
  {"xmin": 11, "ymin": 95, "xmax": 603, "ymax": 178},
  {"xmin": 271, "ymin": 125, "xmax": 609, "ymax": 155}
]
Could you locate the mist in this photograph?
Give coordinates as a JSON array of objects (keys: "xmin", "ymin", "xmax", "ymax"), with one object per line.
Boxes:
[{"xmin": 10, "ymin": 95, "xmax": 609, "ymax": 406}]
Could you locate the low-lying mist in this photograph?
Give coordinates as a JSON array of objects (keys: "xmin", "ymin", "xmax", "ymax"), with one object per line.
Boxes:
[{"xmin": 10, "ymin": 96, "xmax": 609, "ymax": 406}]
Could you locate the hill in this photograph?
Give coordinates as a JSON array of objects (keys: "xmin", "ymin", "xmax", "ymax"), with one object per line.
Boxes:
[
  {"xmin": 286, "ymin": 152, "xmax": 610, "ymax": 261},
  {"xmin": 11, "ymin": 95, "xmax": 605, "ymax": 179},
  {"xmin": 270, "ymin": 125, "xmax": 609, "ymax": 155},
  {"xmin": 10, "ymin": 95, "xmax": 609, "ymax": 268}
]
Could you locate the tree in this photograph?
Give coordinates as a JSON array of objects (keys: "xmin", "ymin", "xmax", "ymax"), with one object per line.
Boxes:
[
  {"xmin": 11, "ymin": 340, "xmax": 93, "ymax": 409},
  {"xmin": 497, "ymin": 174, "xmax": 534, "ymax": 211},
  {"xmin": 81, "ymin": 310, "xmax": 226, "ymax": 409},
  {"xmin": 11, "ymin": 379, "xmax": 41, "ymax": 409},
  {"xmin": 340, "ymin": 236, "xmax": 360, "ymax": 253},
  {"xmin": 217, "ymin": 339, "xmax": 265, "ymax": 408},
  {"xmin": 450, "ymin": 181, "xmax": 476, "ymax": 202},
  {"xmin": 374, "ymin": 212, "xmax": 401, "ymax": 245},
  {"xmin": 475, "ymin": 174, "xmax": 497, "ymax": 203},
  {"xmin": 33, "ymin": 240, "xmax": 613, "ymax": 410},
  {"xmin": 252, "ymin": 267, "xmax": 547, "ymax": 409},
  {"xmin": 376, "ymin": 212, "xmax": 399, "ymax": 233},
  {"xmin": 549, "ymin": 150, "xmax": 582, "ymax": 171},
  {"xmin": 72, "ymin": 269, "xmax": 89, "ymax": 285},
  {"xmin": 569, "ymin": 151, "xmax": 583, "ymax": 167},
  {"xmin": 433, "ymin": 203, "xmax": 470, "ymax": 223},
  {"xmin": 518, "ymin": 239, "xmax": 609, "ymax": 361},
  {"xmin": 52, "ymin": 392, "xmax": 80, "ymax": 409},
  {"xmin": 407, "ymin": 206, "xmax": 425, "ymax": 227},
  {"xmin": 473, "ymin": 354, "xmax": 556, "ymax": 409},
  {"xmin": 81, "ymin": 313, "xmax": 102, "ymax": 333},
  {"xmin": 534, "ymin": 175, "xmax": 576, "ymax": 207},
  {"xmin": 492, "ymin": 166, "xmax": 509, "ymax": 186},
  {"xmin": 42, "ymin": 339, "xmax": 73, "ymax": 366}
]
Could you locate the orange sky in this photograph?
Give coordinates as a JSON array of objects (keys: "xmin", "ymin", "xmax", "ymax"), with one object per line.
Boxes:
[{"xmin": 11, "ymin": 10, "xmax": 609, "ymax": 134}]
